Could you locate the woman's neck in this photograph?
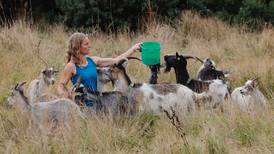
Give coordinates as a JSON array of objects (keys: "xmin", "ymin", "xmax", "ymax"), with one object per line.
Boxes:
[{"xmin": 78, "ymin": 54, "xmax": 87, "ymax": 66}]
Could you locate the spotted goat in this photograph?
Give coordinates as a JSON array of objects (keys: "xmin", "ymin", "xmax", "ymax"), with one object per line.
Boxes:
[{"xmin": 98, "ymin": 59, "xmax": 213, "ymax": 115}]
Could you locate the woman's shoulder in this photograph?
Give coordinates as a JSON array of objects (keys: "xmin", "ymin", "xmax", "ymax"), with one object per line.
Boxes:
[
  {"xmin": 65, "ymin": 61, "xmax": 76, "ymax": 68},
  {"xmin": 89, "ymin": 56, "xmax": 100, "ymax": 65},
  {"xmin": 64, "ymin": 62, "xmax": 76, "ymax": 74}
]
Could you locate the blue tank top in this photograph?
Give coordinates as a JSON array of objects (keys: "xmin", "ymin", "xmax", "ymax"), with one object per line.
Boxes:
[{"xmin": 71, "ymin": 56, "xmax": 97, "ymax": 107}]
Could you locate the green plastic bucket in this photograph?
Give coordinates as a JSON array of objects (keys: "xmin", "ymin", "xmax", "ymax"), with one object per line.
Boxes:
[{"xmin": 141, "ymin": 42, "xmax": 161, "ymax": 65}]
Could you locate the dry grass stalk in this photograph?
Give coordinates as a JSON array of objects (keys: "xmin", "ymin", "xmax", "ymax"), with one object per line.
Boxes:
[{"xmin": 162, "ymin": 106, "xmax": 189, "ymax": 147}]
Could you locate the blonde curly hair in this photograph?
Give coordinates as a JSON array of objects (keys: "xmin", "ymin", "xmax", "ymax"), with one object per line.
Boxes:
[{"xmin": 66, "ymin": 32, "xmax": 87, "ymax": 64}]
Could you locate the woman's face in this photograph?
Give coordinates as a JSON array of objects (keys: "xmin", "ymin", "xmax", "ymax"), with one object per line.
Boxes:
[{"xmin": 80, "ymin": 37, "xmax": 91, "ymax": 55}]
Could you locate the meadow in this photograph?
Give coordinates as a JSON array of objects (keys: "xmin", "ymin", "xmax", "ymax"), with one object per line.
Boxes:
[{"xmin": 0, "ymin": 12, "xmax": 273, "ymax": 153}]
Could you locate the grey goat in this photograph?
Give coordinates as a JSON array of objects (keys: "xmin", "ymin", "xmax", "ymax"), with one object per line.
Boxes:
[
  {"xmin": 8, "ymin": 82, "xmax": 85, "ymax": 128},
  {"xmin": 73, "ymin": 75, "xmax": 136, "ymax": 118},
  {"xmin": 27, "ymin": 67, "xmax": 58, "ymax": 104}
]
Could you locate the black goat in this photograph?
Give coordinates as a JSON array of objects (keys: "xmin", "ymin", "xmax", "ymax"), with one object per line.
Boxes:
[
  {"xmin": 164, "ymin": 52, "xmax": 191, "ymax": 85},
  {"xmin": 164, "ymin": 52, "xmax": 217, "ymax": 93},
  {"xmin": 197, "ymin": 58, "xmax": 225, "ymax": 81},
  {"xmin": 164, "ymin": 52, "xmax": 204, "ymax": 85}
]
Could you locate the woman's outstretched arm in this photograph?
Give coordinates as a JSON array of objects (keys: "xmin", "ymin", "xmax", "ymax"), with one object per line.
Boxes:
[{"xmin": 92, "ymin": 43, "xmax": 141, "ymax": 67}]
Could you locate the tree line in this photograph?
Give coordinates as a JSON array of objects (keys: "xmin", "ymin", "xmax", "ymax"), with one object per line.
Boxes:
[{"xmin": 1, "ymin": 0, "xmax": 274, "ymax": 31}]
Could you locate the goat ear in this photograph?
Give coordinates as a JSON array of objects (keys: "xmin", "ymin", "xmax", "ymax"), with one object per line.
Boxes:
[
  {"xmin": 222, "ymin": 70, "xmax": 230, "ymax": 78},
  {"xmin": 176, "ymin": 52, "xmax": 181, "ymax": 60},
  {"xmin": 121, "ymin": 60, "xmax": 128, "ymax": 68},
  {"xmin": 251, "ymin": 78, "xmax": 258, "ymax": 87},
  {"xmin": 117, "ymin": 59, "xmax": 128, "ymax": 67},
  {"xmin": 42, "ymin": 68, "xmax": 46, "ymax": 74},
  {"xmin": 53, "ymin": 70, "xmax": 59, "ymax": 73}
]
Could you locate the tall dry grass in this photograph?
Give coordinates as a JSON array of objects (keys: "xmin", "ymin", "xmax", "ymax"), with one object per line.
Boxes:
[{"xmin": 0, "ymin": 12, "xmax": 273, "ymax": 153}]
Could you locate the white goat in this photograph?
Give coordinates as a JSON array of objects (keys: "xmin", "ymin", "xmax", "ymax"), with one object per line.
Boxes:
[
  {"xmin": 203, "ymin": 79, "xmax": 230, "ymax": 110},
  {"xmin": 8, "ymin": 82, "xmax": 85, "ymax": 128},
  {"xmin": 231, "ymin": 79, "xmax": 267, "ymax": 111},
  {"xmin": 28, "ymin": 67, "xmax": 58, "ymax": 104}
]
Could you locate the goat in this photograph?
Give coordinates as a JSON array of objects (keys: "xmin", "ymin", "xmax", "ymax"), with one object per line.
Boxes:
[
  {"xmin": 204, "ymin": 79, "xmax": 230, "ymax": 110},
  {"xmin": 164, "ymin": 53, "xmax": 229, "ymax": 90},
  {"xmin": 100, "ymin": 59, "xmax": 212, "ymax": 115},
  {"xmin": 164, "ymin": 53, "xmax": 230, "ymax": 110},
  {"xmin": 164, "ymin": 52, "xmax": 203, "ymax": 85},
  {"xmin": 8, "ymin": 82, "xmax": 85, "ymax": 128},
  {"xmin": 27, "ymin": 67, "xmax": 58, "ymax": 104},
  {"xmin": 231, "ymin": 78, "xmax": 267, "ymax": 111},
  {"xmin": 197, "ymin": 58, "xmax": 226, "ymax": 81},
  {"xmin": 28, "ymin": 40, "xmax": 58, "ymax": 104},
  {"xmin": 73, "ymin": 76, "xmax": 136, "ymax": 118},
  {"xmin": 164, "ymin": 52, "xmax": 208, "ymax": 91},
  {"xmin": 174, "ymin": 78, "xmax": 229, "ymax": 110},
  {"xmin": 96, "ymin": 57, "xmax": 142, "ymax": 91}
]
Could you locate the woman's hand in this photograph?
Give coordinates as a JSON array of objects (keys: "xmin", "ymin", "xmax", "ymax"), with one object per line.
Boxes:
[{"xmin": 130, "ymin": 42, "xmax": 141, "ymax": 52}]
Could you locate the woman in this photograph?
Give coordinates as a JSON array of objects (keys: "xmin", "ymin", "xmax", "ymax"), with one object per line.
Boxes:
[{"xmin": 57, "ymin": 32, "xmax": 140, "ymax": 106}]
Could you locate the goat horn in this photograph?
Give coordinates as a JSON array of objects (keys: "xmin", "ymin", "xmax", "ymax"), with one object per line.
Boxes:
[
  {"xmin": 127, "ymin": 56, "xmax": 142, "ymax": 61},
  {"xmin": 183, "ymin": 55, "xmax": 203, "ymax": 63},
  {"xmin": 35, "ymin": 40, "xmax": 49, "ymax": 67},
  {"xmin": 14, "ymin": 83, "xmax": 19, "ymax": 89},
  {"xmin": 18, "ymin": 81, "xmax": 27, "ymax": 89}
]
